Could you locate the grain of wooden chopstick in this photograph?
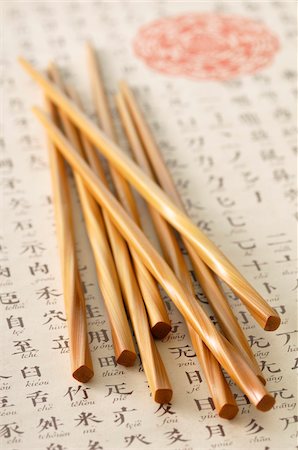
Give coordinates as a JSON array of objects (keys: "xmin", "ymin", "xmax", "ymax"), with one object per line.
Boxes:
[
  {"xmin": 48, "ymin": 64, "xmax": 136, "ymax": 367},
  {"xmin": 86, "ymin": 42, "xmax": 171, "ymax": 339},
  {"xmin": 32, "ymin": 106, "xmax": 275, "ymax": 412},
  {"xmin": 19, "ymin": 57, "xmax": 281, "ymax": 332},
  {"xmin": 44, "ymin": 97, "xmax": 93, "ymax": 383},
  {"xmin": 65, "ymin": 85, "xmax": 173, "ymax": 404},
  {"xmin": 116, "ymin": 91, "xmax": 239, "ymax": 419},
  {"xmin": 117, "ymin": 83, "xmax": 265, "ymax": 384}
]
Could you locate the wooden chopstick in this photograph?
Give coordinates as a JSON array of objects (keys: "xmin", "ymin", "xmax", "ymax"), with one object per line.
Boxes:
[
  {"xmin": 65, "ymin": 85, "xmax": 173, "ymax": 404},
  {"xmin": 115, "ymin": 91, "xmax": 239, "ymax": 419},
  {"xmin": 19, "ymin": 57, "xmax": 280, "ymax": 332},
  {"xmin": 44, "ymin": 98, "xmax": 93, "ymax": 383},
  {"xmin": 87, "ymin": 45, "xmax": 238, "ymax": 418},
  {"xmin": 32, "ymin": 106, "xmax": 274, "ymax": 412},
  {"xmin": 86, "ymin": 43, "xmax": 171, "ymax": 339},
  {"xmin": 117, "ymin": 83, "xmax": 265, "ymax": 384},
  {"xmin": 48, "ymin": 65, "xmax": 136, "ymax": 367}
]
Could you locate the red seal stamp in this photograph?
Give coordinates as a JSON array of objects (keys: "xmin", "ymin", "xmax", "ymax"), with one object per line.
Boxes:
[{"xmin": 133, "ymin": 14, "xmax": 279, "ymax": 81}]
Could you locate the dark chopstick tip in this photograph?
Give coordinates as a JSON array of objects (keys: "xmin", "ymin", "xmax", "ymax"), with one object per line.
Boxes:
[
  {"xmin": 264, "ymin": 314, "xmax": 281, "ymax": 331},
  {"xmin": 218, "ymin": 403, "xmax": 239, "ymax": 420},
  {"xmin": 154, "ymin": 389, "xmax": 173, "ymax": 404},
  {"xmin": 256, "ymin": 394, "xmax": 275, "ymax": 412},
  {"xmin": 151, "ymin": 321, "xmax": 172, "ymax": 340},
  {"xmin": 73, "ymin": 365, "xmax": 94, "ymax": 383},
  {"xmin": 116, "ymin": 350, "xmax": 137, "ymax": 367}
]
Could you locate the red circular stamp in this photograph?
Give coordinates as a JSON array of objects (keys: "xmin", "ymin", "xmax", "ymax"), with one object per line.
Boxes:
[{"xmin": 133, "ymin": 14, "xmax": 279, "ymax": 81}]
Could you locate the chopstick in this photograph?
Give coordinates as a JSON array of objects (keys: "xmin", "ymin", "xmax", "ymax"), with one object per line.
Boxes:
[
  {"xmin": 32, "ymin": 106, "xmax": 274, "ymax": 412},
  {"xmin": 19, "ymin": 57, "xmax": 280, "ymax": 332},
  {"xmin": 117, "ymin": 83, "xmax": 265, "ymax": 384},
  {"xmin": 87, "ymin": 46, "xmax": 237, "ymax": 415},
  {"xmin": 86, "ymin": 43, "xmax": 171, "ymax": 338},
  {"xmin": 44, "ymin": 98, "xmax": 93, "ymax": 383},
  {"xmin": 48, "ymin": 64, "xmax": 136, "ymax": 367},
  {"xmin": 65, "ymin": 85, "xmax": 173, "ymax": 404},
  {"xmin": 115, "ymin": 91, "xmax": 239, "ymax": 418}
]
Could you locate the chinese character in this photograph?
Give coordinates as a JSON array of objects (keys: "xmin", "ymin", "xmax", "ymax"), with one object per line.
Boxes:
[
  {"xmin": 0, "ymin": 266, "xmax": 11, "ymax": 278},
  {"xmin": 21, "ymin": 366, "xmax": 41, "ymax": 378},
  {"xmin": 0, "ymin": 396, "xmax": 14, "ymax": 408},
  {"xmin": 270, "ymin": 388, "xmax": 294, "ymax": 400},
  {"xmin": 260, "ymin": 361, "xmax": 281, "ymax": 373},
  {"xmin": 36, "ymin": 286, "xmax": 62, "ymax": 300},
  {"xmin": 86, "ymin": 304, "xmax": 102, "ymax": 319},
  {"xmin": 52, "ymin": 335, "xmax": 69, "ymax": 351},
  {"xmin": 0, "ymin": 292, "xmax": 19, "ymax": 305},
  {"xmin": 280, "ymin": 415, "xmax": 298, "ymax": 430},
  {"xmin": 185, "ymin": 370, "xmax": 202, "ymax": 384},
  {"xmin": 37, "ymin": 416, "xmax": 62, "ymax": 433},
  {"xmin": 26, "ymin": 390, "xmax": 48, "ymax": 407},
  {"xmin": 113, "ymin": 407, "xmax": 136, "ymax": 426},
  {"xmin": 88, "ymin": 441, "xmax": 103, "ymax": 450},
  {"xmin": 9, "ymin": 197, "xmax": 30, "ymax": 210},
  {"xmin": 194, "ymin": 397, "xmax": 215, "ymax": 412},
  {"xmin": 245, "ymin": 419, "xmax": 264, "ymax": 435},
  {"xmin": 105, "ymin": 383, "xmax": 133, "ymax": 397},
  {"xmin": 98, "ymin": 356, "xmax": 116, "ymax": 368},
  {"xmin": 206, "ymin": 424, "xmax": 225, "ymax": 439},
  {"xmin": 124, "ymin": 434, "xmax": 151, "ymax": 447},
  {"xmin": 155, "ymin": 403, "xmax": 175, "ymax": 417},
  {"xmin": 0, "ymin": 422, "xmax": 24, "ymax": 438},
  {"xmin": 13, "ymin": 339, "xmax": 37, "ymax": 355},
  {"xmin": 21, "ymin": 242, "xmax": 45, "ymax": 256},
  {"xmin": 29, "ymin": 263, "xmax": 49, "ymax": 276},
  {"xmin": 43, "ymin": 310, "xmax": 66, "ymax": 324},
  {"xmin": 248, "ymin": 335, "xmax": 270, "ymax": 348},
  {"xmin": 88, "ymin": 330, "xmax": 109, "ymax": 344},
  {"xmin": 74, "ymin": 412, "xmax": 102, "ymax": 427},
  {"xmin": 14, "ymin": 220, "xmax": 33, "ymax": 231},
  {"xmin": 164, "ymin": 428, "xmax": 189, "ymax": 445},
  {"xmin": 6, "ymin": 315, "xmax": 24, "ymax": 329},
  {"xmin": 170, "ymin": 321, "xmax": 183, "ymax": 334},
  {"xmin": 276, "ymin": 330, "xmax": 297, "ymax": 346},
  {"xmin": 169, "ymin": 345, "xmax": 196, "ymax": 359},
  {"xmin": 64, "ymin": 385, "xmax": 90, "ymax": 402}
]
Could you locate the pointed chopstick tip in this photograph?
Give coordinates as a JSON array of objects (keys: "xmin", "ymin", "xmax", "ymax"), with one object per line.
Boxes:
[
  {"xmin": 264, "ymin": 314, "xmax": 281, "ymax": 331},
  {"xmin": 116, "ymin": 349, "xmax": 137, "ymax": 367},
  {"xmin": 73, "ymin": 365, "xmax": 94, "ymax": 383},
  {"xmin": 218, "ymin": 403, "xmax": 239, "ymax": 420},
  {"xmin": 256, "ymin": 394, "xmax": 275, "ymax": 412},
  {"xmin": 154, "ymin": 389, "xmax": 173, "ymax": 404},
  {"xmin": 151, "ymin": 321, "xmax": 171, "ymax": 340}
]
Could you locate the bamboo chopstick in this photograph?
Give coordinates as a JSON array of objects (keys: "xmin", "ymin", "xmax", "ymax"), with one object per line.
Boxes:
[
  {"xmin": 48, "ymin": 65, "xmax": 136, "ymax": 367},
  {"xmin": 86, "ymin": 43, "xmax": 171, "ymax": 339},
  {"xmin": 86, "ymin": 44, "xmax": 235, "ymax": 415},
  {"xmin": 116, "ymin": 91, "xmax": 239, "ymax": 418},
  {"xmin": 117, "ymin": 83, "xmax": 265, "ymax": 384},
  {"xmin": 64, "ymin": 85, "xmax": 172, "ymax": 403},
  {"xmin": 72, "ymin": 88, "xmax": 170, "ymax": 339},
  {"xmin": 44, "ymin": 98, "xmax": 93, "ymax": 383},
  {"xmin": 19, "ymin": 57, "xmax": 280, "ymax": 332},
  {"xmin": 33, "ymin": 106, "xmax": 274, "ymax": 411}
]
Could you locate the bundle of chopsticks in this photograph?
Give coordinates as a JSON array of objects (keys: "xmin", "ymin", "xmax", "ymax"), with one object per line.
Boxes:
[{"xmin": 19, "ymin": 43, "xmax": 281, "ymax": 419}]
